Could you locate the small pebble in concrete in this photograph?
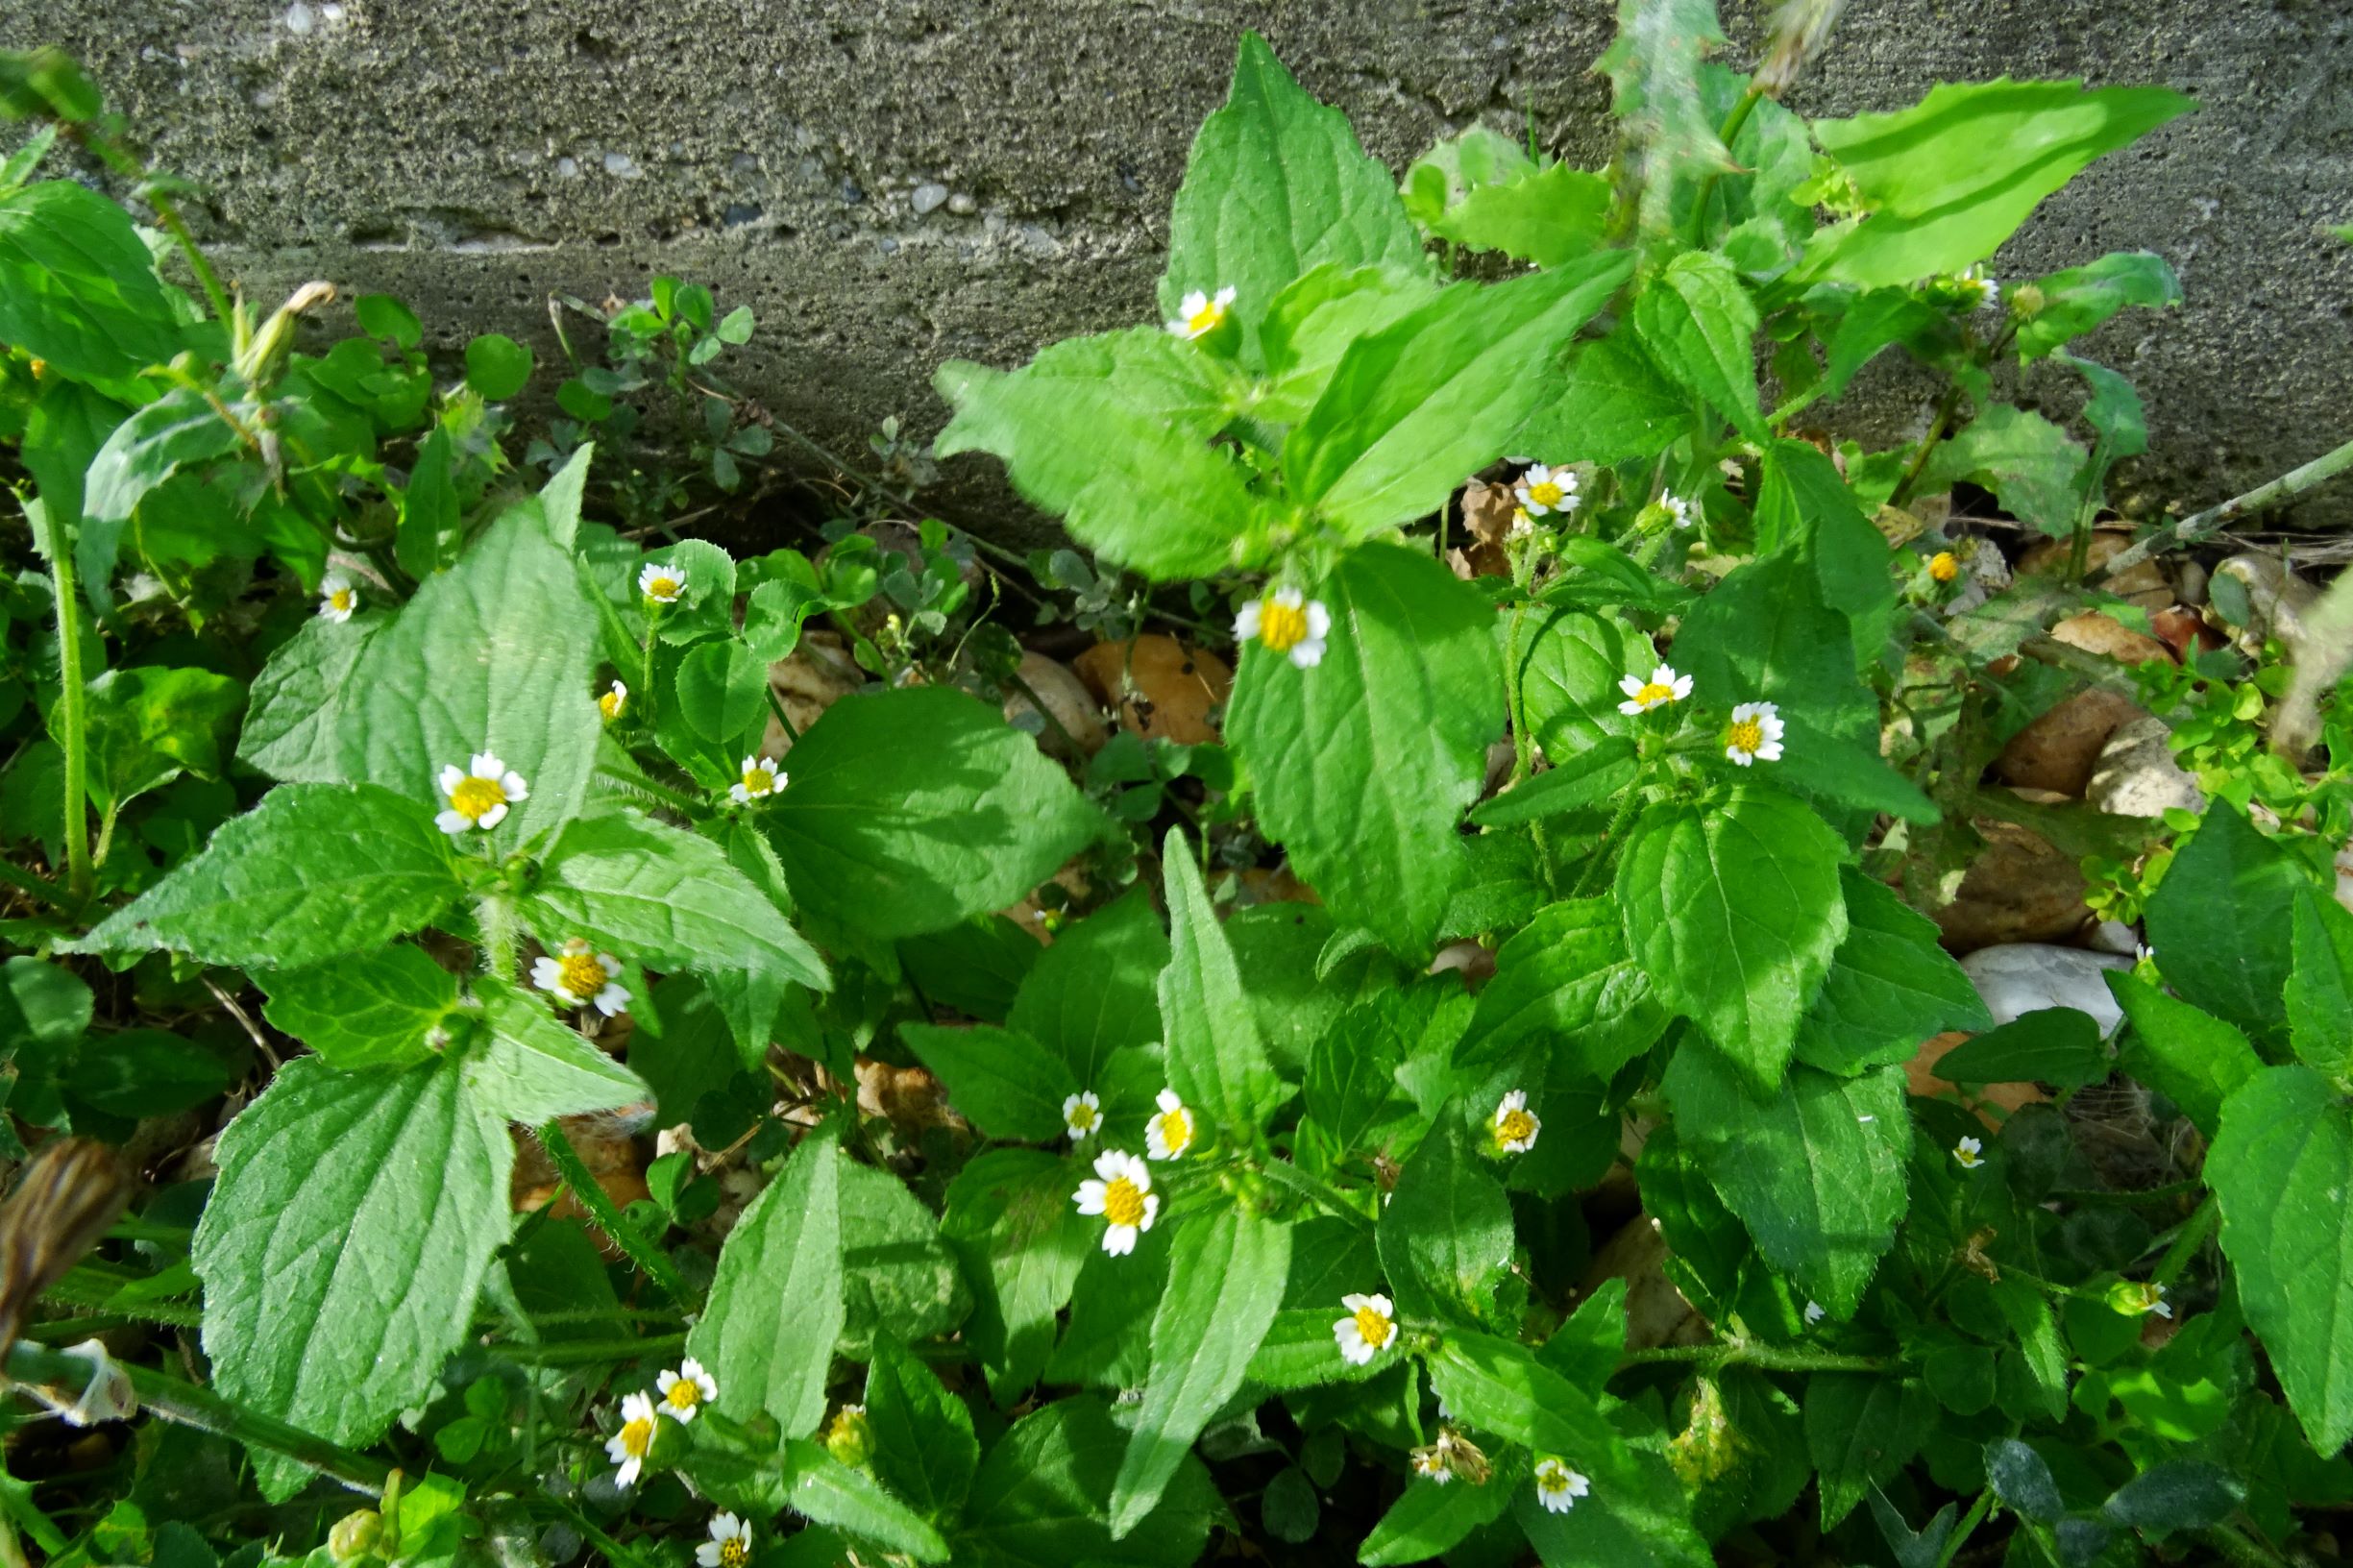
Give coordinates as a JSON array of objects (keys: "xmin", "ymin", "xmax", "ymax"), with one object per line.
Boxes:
[
  {"xmin": 554, "ymin": 156, "xmax": 580, "ymax": 179},
  {"xmin": 1960, "ymin": 943, "xmax": 2134, "ymax": 1036},
  {"xmin": 948, "ymin": 191, "xmax": 977, "ymax": 214},
  {"xmin": 603, "ymin": 152, "xmax": 640, "ymax": 179},
  {"xmin": 912, "ymin": 182, "xmax": 950, "ymax": 215}
]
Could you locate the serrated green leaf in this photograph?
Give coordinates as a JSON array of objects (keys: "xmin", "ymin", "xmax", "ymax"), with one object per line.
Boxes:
[
  {"xmin": 1935, "ymin": 1007, "xmax": 2109, "ymax": 1091},
  {"xmin": 941, "ymin": 1148, "xmax": 1093, "ymax": 1404},
  {"xmin": 239, "ymin": 612, "xmax": 385, "ymax": 783},
  {"xmin": 1258, "ymin": 263, "xmax": 1440, "ymax": 423},
  {"xmin": 1461, "ymin": 898, "xmax": 1667, "ymax": 1082},
  {"xmin": 901, "ymin": 1022, "xmax": 1080, "ymax": 1144},
  {"xmin": 256, "ymin": 944, "xmax": 461, "ymax": 1070},
  {"xmin": 0, "ymin": 181, "xmax": 185, "ymax": 380},
  {"xmin": 1794, "ymin": 870, "xmax": 1992, "ymax": 1073},
  {"xmin": 958, "ymin": 1398, "xmax": 1219, "ymax": 1568},
  {"xmin": 2288, "ymin": 888, "xmax": 2353, "ymax": 1080},
  {"xmin": 1226, "ymin": 543, "xmax": 1503, "ymax": 957},
  {"xmin": 2109, "ymin": 972, "xmax": 2261, "ymax": 1137},
  {"xmin": 1516, "ymin": 333, "xmax": 1689, "ymax": 467},
  {"xmin": 1380, "ymin": 1119, "xmax": 1512, "ymax": 1327},
  {"xmin": 690, "ymin": 1132, "xmax": 843, "ymax": 1436},
  {"xmin": 1157, "ymin": 830, "xmax": 1287, "ymax": 1138},
  {"xmin": 463, "ymin": 977, "xmax": 647, "ymax": 1123},
  {"xmin": 2015, "ymin": 251, "xmax": 2182, "ymax": 360},
  {"xmin": 1008, "ymin": 888, "xmax": 1167, "ymax": 1089},
  {"xmin": 77, "ymin": 783, "xmax": 462, "ymax": 969},
  {"xmin": 396, "ymin": 427, "xmax": 460, "ymax": 579},
  {"xmin": 783, "ymin": 1438, "xmax": 948, "ymax": 1561},
  {"xmin": 1359, "ymin": 1461, "xmax": 1519, "ymax": 1565},
  {"xmin": 1915, "ymin": 404, "xmax": 2087, "ymax": 536},
  {"xmin": 1615, "ymin": 790, "xmax": 1849, "ymax": 1090},
  {"xmin": 1633, "ymin": 251, "xmax": 1763, "ymax": 440},
  {"xmin": 864, "ymin": 1335, "xmax": 979, "ymax": 1523},
  {"xmin": 765, "ymin": 687, "xmax": 1101, "ymax": 943},
  {"xmin": 2144, "ymin": 799, "xmax": 2312, "ymax": 1045},
  {"xmin": 838, "ymin": 1160, "xmax": 969, "ymax": 1358},
  {"xmin": 1442, "ymin": 162, "xmax": 1613, "ymax": 267},
  {"xmin": 1288, "ymin": 256, "xmax": 1631, "ymax": 536},
  {"xmin": 1662, "ymin": 1045, "xmax": 1911, "ymax": 1316},
  {"xmin": 1108, "ymin": 1209, "xmax": 1289, "ymax": 1535},
  {"xmin": 193, "ymin": 1054, "xmax": 512, "ymax": 1501},
  {"xmin": 82, "ymin": 387, "xmax": 243, "ymax": 526},
  {"xmin": 1471, "ymin": 739, "xmax": 1640, "ymax": 827},
  {"xmin": 1805, "ymin": 1373, "xmax": 1935, "ymax": 1528},
  {"xmin": 1512, "ymin": 607, "xmax": 1636, "ymax": 758},
  {"xmin": 1427, "ymin": 1331, "xmax": 1629, "ymax": 1482}
]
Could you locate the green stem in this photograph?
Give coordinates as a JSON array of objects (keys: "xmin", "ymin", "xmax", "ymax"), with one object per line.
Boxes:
[
  {"xmin": 2150, "ymin": 1192, "xmax": 2218, "ymax": 1288},
  {"xmin": 493, "ymin": 1334, "xmax": 686, "ymax": 1368},
  {"xmin": 4, "ymin": 1340, "xmax": 389, "ymax": 1497},
  {"xmin": 1570, "ymin": 782, "xmax": 1643, "ymax": 899},
  {"xmin": 1933, "ymin": 1488, "xmax": 1996, "ymax": 1568},
  {"xmin": 1250, "ymin": 1157, "xmax": 1376, "ymax": 1234},
  {"xmin": 2096, "ymin": 430, "xmax": 2353, "ymax": 585},
  {"xmin": 1618, "ymin": 1342, "xmax": 1885, "ymax": 1374},
  {"xmin": 534, "ymin": 1121, "xmax": 690, "ymax": 1303},
  {"xmin": 145, "ymin": 196, "xmax": 234, "ymax": 333},
  {"xmin": 0, "ymin": 857, "xmax": 64, "ymax": 912},
  {"xmin": 763, "ymin": 682, "xmax": 802, "ymax": 747},
  {"xmin": 1889, "ymin": 382, "xmax": 1966, "ymax": 510},
  {"xmin": 1685, "ymin": 83, "xmax": 1767, "ymax": 247},
  {"xmin": 30, "ymin": 499, "xmax": 93, "ymax": 904},
  {"xmin": 474, "ymin": 892, "xmax": 518, "ymax": 982}
]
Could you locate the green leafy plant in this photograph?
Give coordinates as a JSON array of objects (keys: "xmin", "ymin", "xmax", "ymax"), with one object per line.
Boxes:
[{"xmin": 4, "ymin": 10, "xmax": 2353, "ymax": 1568}]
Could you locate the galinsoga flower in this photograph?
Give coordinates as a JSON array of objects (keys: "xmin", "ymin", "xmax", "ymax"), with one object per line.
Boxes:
[
  {"xmin": 1660, "ymin": 491, "xmax": 1696, "ymax": 529},
  {"xmin": 1725, "ymin": 701, "xmax": 1786, "ymax": 767},
  {"xmin": 1235, "ymin": 586, "xmax": 1332, "ymax": 670},
  {"xmin": 731, "ymin": 755, "xmax": 784, "ymax": 804},
  {"xmin": 653, "ymin": 1357, "xmax": 718, "ymax": 1423},
  {"xmin": 2115, "ymin": 1281, "xmax": 2173, "ymax": 1320},
  {"xmin": 532, "ymin": 938, "xmax": 629, "ymax": 1016},
  {"xmin": 1507, "ymin": 505, "xmax": 1536, "ymax": 542},
  {"xmin": 599, "ymin": 680, "xmax": 628, "ymax": 722},
  {"xmin": 638, "ymin": 561, "xmax": 685, "ymax": 602},
  {"xmin": 1410, "ymin": 1444, "xmax": 1456, "ymax": 1484},
  {"xmin": 318, "ymin": 571, "xmax": 359, "ymax": 623},
  {"xmin": 1803, "ymin": 1301, "xmax": 1826, "ymax": 1326},
  {"xmin": 1514, "ymin": 463, "xmax": 1578, "ymax": 517},
  {"xmin": 696, "ymin": 1513, "xmax": 752, "ymax": 1568},
  {"xmin": 1956, "ymin": 265, "xmax": 1999, "ymax": 311},
  {"xmin": 1145, "ymin": 1089, "xmax": 1195, "ymax": 1161},
  {"xmin": 825, "ymin": 1403, "xmax": 873, "ymax": 1466},
  {"xmin": 1334, "ymin": 1292, "xmax": 1396, "ymax": 1365},
  {"xmin": 434, "ymin": 752, "xmax": 528, "ymax": 835},
  {"xmin": 1063, "ymin": 1090, "xmax": 1102, "ymax": 1140},
  {"xmin": 1073, "ymin": 1149, "xmax": 1159, "ymax": 1256},
  {"xmin": 1492, "ymin": 1090, "xmax": 1540, "ymax": 1154},
  {"xmin": 1410, "ymin": 1430, "xmax": 1486, "ymax": 1486},
  {"xmin": 1953, "ymin": 1136, "xmax": 1984, "ymax": 1169},
  {"xmin": 605, "ymin": 1390, "xmax": 658, "ymax": 1487},
  {"xmin": 1617, "ymin": 663, "xmax": 1692, "ymax": 717},
  {"xmin": 1533, "ymin": 1457, "xmax": 1590, "ymax": 1513},
  {"xmin": 1168, "ymin": 285, "xmax": 1236, "ymax": 340},
  {"xmin": 1928, "ymin": 551, "xmax": 1960, "ymax": 584}
]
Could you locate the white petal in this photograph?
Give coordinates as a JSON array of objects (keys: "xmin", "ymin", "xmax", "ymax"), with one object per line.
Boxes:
[
  {"xmin": 1103, "ymin": 1223, "xmax": 1137, "ymax": 1256},
  {"xmin": 1306, "ymin": 600, "xmax": 1332, "ymax": 637},
  {"xmin": 477, "ymin": 801, "xmax": 508, "ymax": 830},
  {"xmin": 1157, "ymin": 1089, "xmax": 1182, "ymax": 1113},
  {"xmin": 1213, "ymin": 286, "xmax": 1237, "ymax": 306},
  {"xmin": 1756, "ymin": 741, "xmax": 1783, "ymax": 761},
  {"xmin": 1619, "ymin": 674, "xmax": 1646, "ymax": 698},
  {"xmin": 438, "ymin": 765, "xmax": 466, "ymax": 795},
  {"xmin": 1074, "ymin": 1181, "xmax": 1108, "ymax": 1215},
  {"xmin": 1728, "ymin": 747, "xmax": 1752, "ymax": 766},
  {"xmin": 1289, "ymin": 633, "xmax": 1326, "ymax": 670},
  {"xmin": 1092, "ymin": 1150, "xmax": 1127, "ymax": 1182},
  {"xmin": 1234, "ymin": 600, "xmax": 1262, "ymax": 641},
  {"xmin": 434, "ymin": 809, "xmax": 471, "ymax": 835},
  {"xmin": 472, "ymin": 752, "xmax": 502, "ymax": 777},
  {"xmin": 1139, "ymin": 1191, "xmax": 1161, "ymax": 1231},
  {"xmin": 595, "ymin": 983, "xmax": 630, "ymax": 1016},
  {"xmin": 502, "ymin": 772, "xmax": 529, "ymax": 800},
  {"xmin": 1617, "ymin": 698, "xmax": 1646, "ymax": 717}
]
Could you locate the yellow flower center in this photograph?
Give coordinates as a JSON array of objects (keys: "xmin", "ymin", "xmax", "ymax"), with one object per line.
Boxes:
[
  {"xmin": 619, "ymin": 1416, "xmax": 653, "ymax": 1457},
  {"xmin": 1929, "ymin": 551, "xmax": 1959, "ymax": 583},
  {"xmin": 1102, "ymin": 1176, "xmax": 1147, "ymax": 1229},
  {"xmin": 599, "ymin": 689, "xmax": 624, "ymax": 721},
  {"xmin": 718, "ymin": 1540, "xmax": 748, "ymax": 1568},
  {"xmin": 1257, "ymin": 598, "xmax": 1310, "ymax": 652},
  {"xmin": 1497, "ymin": 1108, "xmax": 1537, "ymax": 1145},
  {"xmin": 1068, "ymin": 1102, "xmax": 1099, "ymax": 1132},
  {"xmin": 1353, "ymin": 1305, "xmax": 1393, "ymax": 1349},
  {"xmin": 328, "ymin": 588, "xmax": 355, "ymax": 613},
  {"xmin": 558, "ymin": 950, "xmax": 610, "ymax": 999},
  {"xmin": 646, "ymin": 576, "xmax": 680, "ymax": 600},
  {"xmin": 449, "ymin": 775, "xmax": 505, "ymax": 821},
  {"xmin": 664, "ymin": 1378, "xmax": 700, "ymax": 1412},
  {"xmin": 1527, "ymin": 479, "xmax": 1564, "ymax": 507},
  {"xmin": 742, "ymin": 766, "xmax": 775, "ymax": 795},
  {"xmin": 1156, "ymin": 1108, "xmax": 1192, "ymax": 1153},
  {"xmin": 1632, "ymin": 682, "xmax": 1675, "ymax": 707},
  {"xmin": 1728, "ymin": 719, "xmax": 1764, "ymax": 754},
  {"xmin": 1187, "ymin": 301, "xmax": 1226, "ymax": 335}
]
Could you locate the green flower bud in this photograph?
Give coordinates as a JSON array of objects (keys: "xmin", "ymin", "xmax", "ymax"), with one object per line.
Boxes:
[
  {"xmin": 327, "ymin": 1509, "xmax": 382, "ymax": 1564},
  {"xmin": 824, "ymin": 1404, "xmax": 873, "ymax": 1468}
]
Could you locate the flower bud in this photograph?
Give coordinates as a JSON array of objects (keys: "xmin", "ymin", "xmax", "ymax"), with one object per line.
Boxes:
[
  {"xmin": 2008, "ymin": 282, "xmax": 2047, "ymax": 319},
  {"xmin": 327, "ymin": 1509, "xmax": 382, "ymax": 1564},
  {"xmin": 824, "ymin": 1404, "xmax": 872, "ymax": 1468}
]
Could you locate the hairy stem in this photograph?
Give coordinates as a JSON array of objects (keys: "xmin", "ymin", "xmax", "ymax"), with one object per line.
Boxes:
[
  {"xmin": 1619, "ymin": 1341, "xmax": 1885, "ymax": 1374},
  {"xmin": 1250, "ymin": 1156, "xmax": 1376, "ymax": 1234},
  {"xmin": 534, "ymin": 1121, "xmax": 691, "ymax": 1302},
  {"xmin": 2095, "ymin": 430, "xmax": 2353, "ymax": 585},
  {"xmin": 30, "ymin": 500, "xmax": 94, "ymax": 904}
]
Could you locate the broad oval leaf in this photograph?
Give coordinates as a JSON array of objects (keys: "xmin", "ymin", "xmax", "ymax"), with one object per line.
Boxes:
[
  {"xmin": 256, "ymin": 944, "xmax": 461, "ymax": 1070},
  {"xmin": 1632, "ymin": 250, "xmax": 1763, "ymax": 441},
  {"xmin": 82, "ymin": 387, "xmax": 244, "ymax": 526},
  {"xmin": 689, "ymin": 1132, "xmax": 844, "ymax": 1437},
  {"xmin": 1157, "ymin": 830, "xmax": 1286, "ymax": 1139},
  {"xmin": 0, "ymin": 181, "xmax": 186, "ymax": 380}
]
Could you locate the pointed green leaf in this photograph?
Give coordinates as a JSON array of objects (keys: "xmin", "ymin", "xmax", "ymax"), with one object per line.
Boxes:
[
  {"xmin": 783, "ymin": 1438, "xmax": 948, "ymax": 1562},
  {"xmin": 0, "ymin": 181, "xmax": 185, "ymax": 380},
  {"xmin": 900, "ymin": 1022, "xmax": 1080, "ymax": 1144},
  {"xmin": 464, "ymin": 977, "xmax": 648, "ymax": 1124},
  {"xmin": 940, "ymin": 1149, "xmax": 1093, "ymax": 1404},
  {"xmin": 1158, "ymin": 831, "xmax": 1286, "ymax": 1138},
  {"xmin": 2109, "ymin": 971, "xmax": 2262, "ymax": 1138},
  {"xmin": 1516, "ymin": 333, "xmax": 1689, "ymax": 466},
  {"xmin": 2145, "ymin": 799, "xmax": 2312, "ymax": 1045},
  {"xmin": 256, "ymin": 944, "xmax": 462, "ymax": 1070},
  {"xmin": 82, "ymin": 386, "xmax": 244, "ymax": 525},
  {"xmin": 1359, "ymin": 1460, "xmax": 1519, "ymax": 1565},
  {"xmin": 690, "ymin": 1133, "xmax": 844, "ymax": 1436},
  {"xmin": 959, "ymin": 1397, "xmax": 1220, "ymax": 1568},
  {"xmin": 1461, "ymin": 897, "xmax": 1667, "ymax": 1082},
  {"xmin": 1805, "ymin": 1373, "xmax": 1935, "ymax": 1529},
  {"xmin": 1633, "ymin": 250, "xmax": 1763, "ymax": 440},
  {"xmin": 2289, "ymin": 889, "xmax": 2353, "ymax": 1080},
  {"xmin": 1471, "ymin": 739, "xmax": 1640, "ymax": 827},
  {"xmin": 864, "ymin": 1335, "xmax": 980, "ymax": 1523},
  {"xmin": 1380, "ymin": 1120, "xmax": 1513, "ymax": 1327},
  {"xmin": 1515, "ymin": 1457, "xmax": 1712, "ymax": 1568},
  {"xmin": 1427, "ymin": 1331, "xmax": 1630, "ymax": 1482},
  {"xmin": 1795, "ymin": 870, "xmax": 1993, "ymax": 1074},
  {"xmin": 239, "ymin": 613, "xmax": 386, "ymax": 784},
  {"xmin": 1008, "ymin": 887, "xmax": 1167, "ymax": 1088}
]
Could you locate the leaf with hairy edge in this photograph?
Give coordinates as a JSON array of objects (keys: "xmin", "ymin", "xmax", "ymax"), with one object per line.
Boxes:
[
  {"xmin": 256, "ymin": 945, "xmax": 462, "ymax": 1071},
  {"xmin": 1460, "ymin": 898, "xmax": 1668, "ymax": 1083},
  {"xmin": 1159, "ymin": 34, "xmax": 1428, "ymax": 347},
  {"xmin": 2014, "ymin": 251, "xmax": 2182, "ymax": 360},
  {"xmin": 1806, "ymin": 81, "xmax": 2194, "ymax": 288},
  {"xmin": 75, "ymin": 784, "xmax": 463, "ymax": 969},
  {"xmin": 1615, "ymin": 790, "xmax": 1849, "ymax": 1090},
  {"xmin": 337, "ymin": 509, "xmax": 601, "ymax": 846},
  {"xmin": 1633, "ymin": 251, "xmax": 1763, "ymax": 441},
  {"xmin": 1226, "ymin": 544, "xmax": 1503, "ymax": 958},
  {"xmin": 2109, "ymin": 972, "xmax": 2261, "ymax": 1138},
  {"xmin": 1915, "ymin": 404, "xmax": 2087, "ymax": 537},
  {"xmin": 1380, "ymin": 1120, "xmax": 1513, "ymax": 1328},
  {"xmin": 689, "ymin": 1132, "xmax": 843, "ymax": 1436},
  {"xmin": 1359, "ymin": 1458, "xmax": 1521, "ymax": 1565},
  {"xmin": 959, "ymin": 1398, "xmax": 1220, "ymax": 1568},
  {"xmin": 463, "ymin": 978, "xmax": 648, "ymax": 1125},
  {"xmin": 1108, "ymin": 1209, "xmax": 1290, "ymax": 1536},
  {"xmin": 1663, "ymin": 1045, "xmax": 1911, "ymax": 1316},
  {"xmin": 1794, "ymin": 870, "xmax": 1991, "ymax": 1074},
  {"xmin": 523, "ymin": 808, "xmax": 827, "ymax": 1056},
  {"xmin": 1805, "ymin": 1373, "xmax": 1936, "ymax": 1529},
  {"xmin": 2144, "ymin": 799, "xmax": 2312, "ymax": 1046},
  {"xmin": 1427, "ymin": 1331, "xmax": 1630, "ymax": 1483},
  {"xmin": 765, "ymin": 687, "xmax": 1102, "ymax": 943},
  {"xmin": 1515, "ymin": 1457, "xmax": 1712, "ymax": 1568},
  {"xmin": 1157, "ymin": 830, "xmax": 1286, "ymax": 1138},
  {"xmin": 2209, "ymin": 1066, "xmax": 2353, "ymax": 1455},
  {"xmin": 783, "ymin": 1439, "xmax": 948, "ymax": 1562},
  {"xmin": 2288, "ymin": 889, "xmax": 2353, "ymax": 1080},
  {"xmin": 193, "ymin": 1055, "xmax": 512, "ymax": 1500},
  {"xmin": 900, "ymin": 1022, "xmax": 1079, "ymax": 1144},
  {"xmin": 934, "ymin": 330, "xmax": 1257, "ymax": 580},
  {"xmin": 0, "ymin": 181, "xmax": 186, "ymax": 380},
  {"xmin": 1516, "ymin": 333, "xmax": 1690, "ymax": 466},
  {"xmin": 1511, "ymin": 607, "xmax": 1636, "ymax": 759},
  {"xmin": 864, "ymin": 1335, "xmax": 980, "ymax": 1523},
  {"xmin": 1007, "ymin": 888, "xmax": 1167, "ymax": 1088},
  {"xmin": 239, "ymin": 613, "xmax": 385, "ymax": 783},
  {"xmin": 941, "ymin": 1149, "xmax": 1093, "ymax": 1404},
  {"xmin": 1288, "ymin": 255, "xmax": 1632, "ymax": 537},
  {"xmin": 81, "ymin": 387, "xmax": 244, "ymax": 526}
]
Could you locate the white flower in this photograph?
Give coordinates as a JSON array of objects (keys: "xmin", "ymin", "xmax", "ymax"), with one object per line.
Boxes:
[
  {"xmin": 1234, "ymin": 586, "xmax": 1332, "ymax": 670},
  {"xmin": 1073, "ymin": 1149, "xmax": 1159, "ymax": 1256},
  {"xmin": 1491, "ymin": 1090, "xmax": 1540, "ymax": 1155},
  {"xmin": 434, "ymin": 751, "xmax": 529, "ymax": 835},
  {"xmin": 1959, "ymin": 265, "xmax": 2000, "ymax": 311},
  {"xmin": 1660, "ymin": 491, "xmax": 1696, "ymax": 529},
  {"xmin": 1334, "ymin": 1292, "xmax": 1397, "ymax": 1366},
  {"xmin": 1616, "ymin": 663, "xmax": 1693, "ymax": 717},
  {"xmin": 638, "ymin": 561, "xmax": 685, "ymax": 602},
  {"xmin": 1803, "ymin": 1301, "xmax": 1826, "ymax": 1326},
  {"xmin": 2136, "ymin": 943, "xmax": 2156, "ymax": 967},
  {"xmin": 1145, "ymin": 1089, "xmax": 1196, "ymax": 1161},
  {"xmin": 1533, "ymin": 1457, "xmax": 1589, "ymax": 1513},
  {"xmin": 730, "ymin": 754, "xmax": 784, "ymax": 804},
  {"xmin": 1724, "ymin": 700, "xmax": 1786, "ymax": 767},
  {"xmin": 2122, "ymin": 1282, "xmax": 2173, "ymax": 1320},
  {"xmin": 654, "ymin": 1356, "xmax": 719, "ymax": 1423},
  {"xmin": 1507, "ymin": 506, "xmax": 1536, "ymax": 542},
  {"xmin": 1953, "ymin": 1136, "xmax": 1984, "ymax": 1169},
  {"xmin": 531, "ymin": 938, "xmax": 629, "ymax": 1017},
  {"xmin": 1410, "ymin": 1444, "xmax": 1456, "ymax": 1484},
  {"xmin": 604, "ymin": 1390, "xmax": 658, "ymax": 1487},
  {"xmin": 1167, "ymin": 285, "xmax": 1237, "ymax": 339},
  {"xmin": 1062, "ymin": 1090, "xmax": 1102, "ymax": 1141},
  {"xmin": 1513, "ymin": 463, "xmax": 1579, "ymax": 518},
  {"xmin": 696, "ymin": 1512, "xmax": 753, "ymax": 1568},
  {"xmin": 318, "ymin": 571, "xmax": 359, "ymax": 623},
  {"xmin": 599, "ymin": 680, "xmax": 628, "ymax": 723}
]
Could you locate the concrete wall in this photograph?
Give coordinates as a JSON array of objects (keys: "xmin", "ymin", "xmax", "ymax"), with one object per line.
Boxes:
[{"xmin": 13, "ymin": 0, "xmax": 2353, "ymax": 537}]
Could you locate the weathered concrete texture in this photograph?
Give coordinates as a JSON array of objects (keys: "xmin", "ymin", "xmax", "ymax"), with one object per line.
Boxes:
[{"xmin": 14, "ymin": 0, "xmax": 2353, "ymax": 535}]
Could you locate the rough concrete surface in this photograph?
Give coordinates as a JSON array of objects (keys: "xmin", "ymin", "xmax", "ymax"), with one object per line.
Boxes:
[{"xmin": 11, "ymin": 0, "xmax": 2353, "ymax": 538}]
